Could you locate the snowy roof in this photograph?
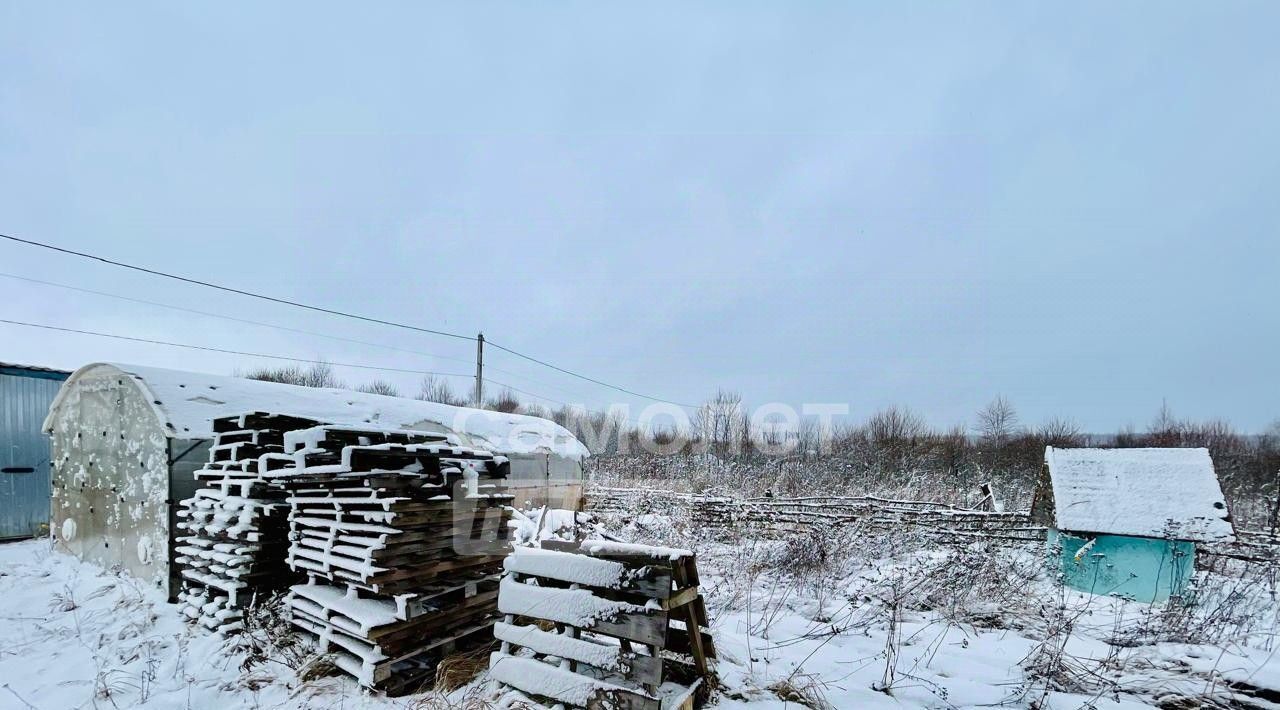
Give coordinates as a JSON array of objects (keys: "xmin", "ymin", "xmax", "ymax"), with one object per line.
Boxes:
[
  {"xmin": 43, "ymin": 362, "xmax": 588, "ymax": 460},
  {"xmin": 0, "ymin": 361, "xmax": 72, "ymax": 377},
  {"xmin": 1043, "ymin": 447, "xmax": 1234, "ymax": 542}
]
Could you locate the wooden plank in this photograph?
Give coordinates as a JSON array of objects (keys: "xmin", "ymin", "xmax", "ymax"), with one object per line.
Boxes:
[
  {"xmin": 671, "ymin": 560, "xmax": 708, "ymax": 673},
  {"xmin": 571, "ymin": 543, "xmax": 686, "ymax": 568},
  {"xmin": 661, "ymin": 585, "xmax": 699, "ymax": 611},
  {"xmin": 493, "ymin": 621, "xmax": 663, "ymax": 686},
  {"xmin": 211, "ymin": 411, "xmax": 320, "ymax": 434},
  {"xmin": 691, "ymin": 595, "xmax": 715, "ymax": 659},
  {"xmin": 498, "ymin": 577, "xmax": 667, "ymax": 647},
  {"xmin": 366, "ymin": 590, "xmax": 499, "ymax": 640},
  {"xmin": 682, "ymin": 554, "xmax": 700, "ymax": 587},
  {"xmin": 488, "ymin": 653, "xmax": 660, "ymax": 710},
  {"xmin": 674, "ymin": 557, "xmax": 715, "ymax": 660},
  {"xmin": 504, "ymin": 547, "xmax": 674, "ymax": 600},
  {"xmin": 290, "ymin": 595, "xmax": 499, "ymax": 663}
]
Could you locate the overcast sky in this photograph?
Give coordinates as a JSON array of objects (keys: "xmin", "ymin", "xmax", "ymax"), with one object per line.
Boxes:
[{"xmin": 1, "ymin": 2, "xmax": 1277, "ymax": 432}]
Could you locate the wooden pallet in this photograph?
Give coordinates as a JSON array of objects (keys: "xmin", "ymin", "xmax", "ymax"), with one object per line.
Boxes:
[
  {"xmin": 490, "ymin": 541, "xmax": 714, "ymax": 710},
  {"xmin": 290, "ymin": 605, "xmax": 497, "ymax": 696},
  {"xmin": 285, "ymin": 570, "xmax": 503, "ymax": 690},
  {"xmin": 175, "ymin": 413, "xmax": 522, "ymax": 690},
  {"xmin": 173, "ymin": 414, "xmax": 323, "ymax": 632},
  {"xmin": 271, "ymin": 425, "xmax": 518, "ymax": 691}
]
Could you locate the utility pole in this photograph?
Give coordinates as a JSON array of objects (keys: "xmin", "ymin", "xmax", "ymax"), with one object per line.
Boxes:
[{"xmin": 474, "ymin": 332, "xmax": 485, "ymax": 408}]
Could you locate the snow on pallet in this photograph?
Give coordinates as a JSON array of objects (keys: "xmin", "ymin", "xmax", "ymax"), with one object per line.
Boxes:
[
  {"xmin": 287, "ymin": 576, "xmax": 501, "ymax": 693},
  {"xmin": 491, "ymin": 541, "xmax": 714, "ymax": 710},
  {"xmin": 275, "ymin": 424, "xmax": 515, "ymax": 694},
  {"xmin": 174, "ymin": 412, "xmax": 321, "ymax": 633}
]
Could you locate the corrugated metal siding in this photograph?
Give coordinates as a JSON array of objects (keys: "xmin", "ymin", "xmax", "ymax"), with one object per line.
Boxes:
[{"xmin": 0, "ymin": 372, "xmax": 66, "ymax": 539}]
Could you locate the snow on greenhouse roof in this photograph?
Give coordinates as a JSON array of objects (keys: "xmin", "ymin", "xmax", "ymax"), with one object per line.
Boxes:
[
  {"xmin": 44, "ymin": 363, "xmax": 588, "ymax": 459},
  {"xmin": 1043, "ymin": 446, "xmax": 1234, "ymax": 542}
]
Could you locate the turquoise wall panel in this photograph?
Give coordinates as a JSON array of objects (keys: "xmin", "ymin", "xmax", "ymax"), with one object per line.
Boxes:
[{"xmin": 1050, "ymin": 529, "xmax": 1195, "ymax": 603}]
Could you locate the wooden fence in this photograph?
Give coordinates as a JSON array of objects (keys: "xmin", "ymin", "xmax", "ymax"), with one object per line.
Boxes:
[
  {"xmin": 585, "ymin": 486, "xmax": 1280, "ymax": 565},
  {"xmin": 585, "ymin": 486, "xmax": 1045, "ymax": 543}
]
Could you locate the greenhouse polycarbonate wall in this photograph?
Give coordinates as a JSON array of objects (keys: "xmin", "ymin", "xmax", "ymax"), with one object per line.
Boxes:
[
  {"xmin": 0, "ymin": 365, "xmax": 69, "ymax": 539},
  {"xmin": 506, "ymin": 452, "xmax": 585, "ymax": 510},
  {"xmin": 48, "ymin": 368, "xmax": 172, "ymax": 591}
]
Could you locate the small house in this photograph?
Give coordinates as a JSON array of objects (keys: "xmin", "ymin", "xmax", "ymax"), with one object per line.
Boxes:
[
  {"xmin": 42, "ymin": 362, "xmax": 589, "ymax": 596},
  {"xmin": 1031, "ymin": 446, "xmax": 1235, "ymax": 603},
  {"xmin": 0, "ymin": 361, "xmax": 71, "ymax": 539}
]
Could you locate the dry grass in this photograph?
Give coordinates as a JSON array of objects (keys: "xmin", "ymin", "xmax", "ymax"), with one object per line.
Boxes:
[
  {"xmin": 433, "ymin": 645, "xmax": 493, "ymax": 692},
  {"xmin": 403, "ymin": 682, "xmax": 500, "ymax": 710},
  {"xmin": 767, "ymin": 673, "xmax": 835, "ymax": 709}
]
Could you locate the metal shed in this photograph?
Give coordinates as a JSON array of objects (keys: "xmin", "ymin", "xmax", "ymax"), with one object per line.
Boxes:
[
  {"xmin": 1, "ymin": 362, "xmax": 70, "ymax": 540},
  {"xmin": 42, "ymin": 362, "xmax": 589, "ymax": 596}
]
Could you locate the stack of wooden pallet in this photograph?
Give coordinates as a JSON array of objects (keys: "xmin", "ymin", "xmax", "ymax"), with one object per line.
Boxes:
[
  {"xmin": 490, "ymin": 540, "xmax": 715, "ymax": 710},
  {"xmin": 274, "ymin": 424, "xmax": 514, "ymax": 693},
  {"xmin": 173, "ymin": 412, "xmax": 320, "ymax": 634}
]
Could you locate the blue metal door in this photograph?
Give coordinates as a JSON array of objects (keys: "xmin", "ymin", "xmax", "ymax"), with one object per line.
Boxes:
[{"xmin": 1, "ymin": 369, "xmax": 67, "ymax": 539}]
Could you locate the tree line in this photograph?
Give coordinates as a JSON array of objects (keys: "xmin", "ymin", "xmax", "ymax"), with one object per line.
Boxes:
[{"xmin": 239, "ymin": 364, "xmax": 1279, "ymax": 527}]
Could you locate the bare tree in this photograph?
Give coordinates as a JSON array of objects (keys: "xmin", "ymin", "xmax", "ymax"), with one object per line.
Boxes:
[
  {"xmin": 241, "ymin": 365, "xmax": 306, "ymax": 385},
  {"xmin": 1037, "ymin": 417, "xmax": 1083, "ymax": 448},
  {"xmin": 295, "ymin": 361, "xmax": 340, "ymax": 388},
  {"xmin": 694, "ymin": 389, "xmax": 747, "ymax": 455},
  {"xmin": 935, "ymin": 422, "xmax": 969, "ymax": 476},
  {"xmin": 562, "ymin": 408, "xmax": 630, "ymax": 456},
  {"xmin": 1183, "ymin": 418, "xmax": 1241, "ymax": 455},
  {"xmin": 862, "ymin": 405, "xmax": 929, "ymax": 467},
  {"xmin": 866, "ymin": 406, "xmax": 927, "ymax": 447},
  {"xmin": 523, "ymin": 403, "xmax": 551, "ymax": 420},
  {"xmin": 417, "ymin": 375, "xmax": 462, "ymax": 406},
  {"xmin": 1114, "ymin": 423, "xmax": 1140, "ymax": 448},
  {"xmin": 1147, "ymin": 399, "xmax": 1182, "ymax": 446},
  {"xmin": 976, "ymin": 396, "xmax": 1020, "ymax": 445},
  {"xmin": 242, "ymin": 361, "xmax": 343, "ymax": 389},
  {"xmin": 356, "ymin": 380, "xmax": 399, "ymax": 397},
  {"xmin": 795, "ymin": 416, "xmax": 822, "ymax": 458},
  {"xmin": 487, "ymin": 388, "xmax": 522, "ymax": 414}
]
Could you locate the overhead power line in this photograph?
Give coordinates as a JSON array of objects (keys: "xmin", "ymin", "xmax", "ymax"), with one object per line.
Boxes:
[
  {"xmin": 0, "ymin": 232, "xmax": 473, "ymax": 341},
  {"xmin": 486, "ymin": 338, "xmax": 698, "ymax": 409},
  {"xmin": 484, "ymin": 378, "xmax": 652, "ymax": 428},
  {"xmin": 0, "ymin": 316, "xmax": 648, "ymax": 426},
  {"xmin": 0, "ymin": 271, "xmax": 612, "ymax": 403},
  {"xmin": 0, "ymin": 271, "xmax": 478, "ymax": 367},
  {"xmin": 0, "ymin": 231, "xmax": 695, "ymax": 409},
  {"xmin": 0, "ymin": 317, "xmax": 472, "ymax": 379}
]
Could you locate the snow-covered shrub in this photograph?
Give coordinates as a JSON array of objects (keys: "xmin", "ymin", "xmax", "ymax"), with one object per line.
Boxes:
[
  {"xmin": 233, "ymin": 592, "xmax": 316, "ymax": 676},
  {"xmin": 767, "ymin": 673, "xmax": 835, "ymax": 710},
  {"xmin": 1128, "ymin": 557, "xmax": 1280, "ymax": 646},
  {"xmin": 764, "ymin": 525, "xmax": 866, "ymax": 590},
  {"xmin": 909, "ymin": 542, "xmax": 1046, "ymax": 628}
]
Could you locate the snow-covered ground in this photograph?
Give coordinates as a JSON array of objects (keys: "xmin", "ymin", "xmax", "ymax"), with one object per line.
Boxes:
[
  {"xmin": 4, "ymin": 516, "xmax": 1280, "ymax": 709},
  {"xmin": 0, "ymin": 539, "xmax": 402, "ymax": 710}
]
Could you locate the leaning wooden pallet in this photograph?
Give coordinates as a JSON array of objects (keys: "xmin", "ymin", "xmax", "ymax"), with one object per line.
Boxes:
[
  {"xmin": 273, "ymin": 424, "xmax": 515, "ymax": 694},
  {"xmin": 490, "ymin": 540, "xmax": 715, "ymax": 710}
]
